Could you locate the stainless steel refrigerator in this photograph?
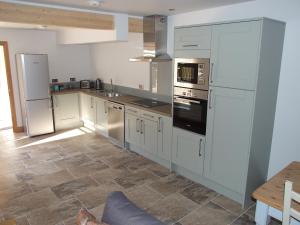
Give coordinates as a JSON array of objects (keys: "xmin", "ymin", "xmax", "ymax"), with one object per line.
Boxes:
[{"xmin": 16, "ymin": 54, "xmax": 54, "ymax": 136}]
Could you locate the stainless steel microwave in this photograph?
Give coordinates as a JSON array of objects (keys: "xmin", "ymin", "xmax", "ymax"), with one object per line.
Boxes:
[{"xmin": 174, "ymin": 58, "xmax": 210, "ymax": 90}]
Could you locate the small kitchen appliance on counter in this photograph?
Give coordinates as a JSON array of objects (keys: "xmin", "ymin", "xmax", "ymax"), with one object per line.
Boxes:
[
  {"xmin": 95, "ymin": 79, "xmax": 103, "ymax": 90},
  {"xmin": 80, "ymin": 80, "xmax": 91, "ymax": 89}
]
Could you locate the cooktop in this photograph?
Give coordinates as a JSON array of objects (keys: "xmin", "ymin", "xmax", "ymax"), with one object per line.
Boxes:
[{"xmin": 131, "ymin": 99, "xmax": 168, "ymax": 108}]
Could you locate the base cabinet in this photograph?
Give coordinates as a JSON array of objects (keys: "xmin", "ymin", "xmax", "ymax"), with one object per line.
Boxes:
[
  {"xmin": 80, "ymin": 93, "xmax": 96, "ymax": 128},
  {"xmin": 205, "ymin": 87, "xmax": 255, "ymax": 195},
  {"xmin": 53, "ymin": 93, "xmax": 82, "ymax": 130},
  {"xmin": 95, "ymin": 97, "xmax": 108, "ymax": 134},
  {"xmin": 172, "ymin": 127, "xmax": 205, "ymax": 175},
  {"xmin": 125, "ymin": 106, "xmax": 172, "ymax": 167}
]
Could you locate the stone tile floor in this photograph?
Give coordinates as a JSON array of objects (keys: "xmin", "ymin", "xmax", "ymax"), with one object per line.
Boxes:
[{"xmin": 0, "ymin": 128, "xmax": 282, "ymax": 225}]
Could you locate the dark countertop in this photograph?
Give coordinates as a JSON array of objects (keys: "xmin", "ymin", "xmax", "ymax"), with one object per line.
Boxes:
[{"xmin": 51, "ymin": 89, "xmax": 172, "ymax": 117}]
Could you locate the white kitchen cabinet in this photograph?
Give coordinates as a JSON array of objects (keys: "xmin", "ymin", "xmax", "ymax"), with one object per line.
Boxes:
[
  {"xmin": 95, "ymin": 97, "xmax": 108, "ymax": 134},
  {"xmin": 80, "ymin": 93, "xmax": 96, "ymax": 129},
  {"xmin": 53, "ymin": 93, "xmax": 82, "ymax": 131},
  {"xmin": 172, "ymin": 127, "xmax": 205, "ymax": 176},
  {"xmin": 125, "ymin": 111, "xmax": 141, "ymax": 147},
  {"xmin": 210, "ymin": 21, "xmax": 261, "ymax": 90},
  {"xmin": 174, "ymin": 25, "xmax": 211, "ymax": 58},
  {"xmin": 205, "ymin": 87, "xmax": 255, "ymax": 195},
  {"xmin": 125, "ymin": 106, "xmax": 172, "ymax": 167},
  {"xmin": 173, "ymin": 18, "xmax": 285, "ymax": 206},
  {"xmin": 158, "ymin": 116, "xmax": 172, "ymax": 161},
  {"xmin": 140, "ymin": 117, "xmax": 159, "ymax": 155}
]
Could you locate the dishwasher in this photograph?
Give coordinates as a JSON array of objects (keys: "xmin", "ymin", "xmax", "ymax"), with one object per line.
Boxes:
[{"xmin": 107, "ymin": 101, "xmax": 125, "ymax": 147}]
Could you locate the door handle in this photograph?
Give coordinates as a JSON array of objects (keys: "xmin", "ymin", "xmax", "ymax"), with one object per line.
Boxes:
[
  {"xmin": 140, "ymin": 120, "xmax": 144, "ymax": 134},
  {"xmin": 210, "ymin": 62, "xmax": 214, "ymax": 83},
  {"xmin": 209, "ymin": 89, "xmax": 213, "ymax": 109},
  {"xmin": 158, "ymin": 117, "xmax": 162, "ymax": 132},
  {"xmin": 199, "ymin": 139, "xmax": 203, "ymax": 157},
  {"xmin": 136, "ymin": 118, "xmax": 140, "ymax": 133},
  {"xmin": 104, "ymin": 101, "xmax": 107, "ymax": 114},
  {"xmin": 54, "ymin": 95, "xmax": 58, "ymax": 107}
]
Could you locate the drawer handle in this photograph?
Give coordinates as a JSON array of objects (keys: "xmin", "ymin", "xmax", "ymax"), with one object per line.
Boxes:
[
  {"xmin": 142, "ymin": 113, "xmax": 154, "ymax": 119},
  {"xmin": 182, "ymin": 44, "xmax": 199, "ymax": 47},
  {"xmin": 127, "ymin": 109, "xmax": 137, "ymax": 114}
]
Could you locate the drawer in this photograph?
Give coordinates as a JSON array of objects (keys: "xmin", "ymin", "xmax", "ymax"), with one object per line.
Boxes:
[
  {"xmin": 125, "ymin": 106, "xmax": 140, "ymax": 116},
  {"xmin": 174, "ymin": 26, "xmax": 212, "ymax": 50},
  {"xmin": 140, "ymin": 110, "xmax": 160, "ymax": 122}
]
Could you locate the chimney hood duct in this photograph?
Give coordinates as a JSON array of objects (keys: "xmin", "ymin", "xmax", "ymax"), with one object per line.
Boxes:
[{"xmin": 130, "ymin": 15, "xmax": 172, "ymax": 62}]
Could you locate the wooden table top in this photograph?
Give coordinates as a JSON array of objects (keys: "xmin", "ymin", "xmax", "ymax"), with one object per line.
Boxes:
[{"xmin": 252, "ymin": 161, "xmax": 300, "ymax": 211}]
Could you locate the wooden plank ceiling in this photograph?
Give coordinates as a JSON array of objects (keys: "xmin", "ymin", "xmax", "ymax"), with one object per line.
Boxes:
[{"xmin": 0, "ymin": 2, "xmax": 143, "ymax": 32}]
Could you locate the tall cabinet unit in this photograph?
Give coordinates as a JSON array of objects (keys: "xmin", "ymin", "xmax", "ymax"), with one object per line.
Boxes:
[{"xmin": 174, "ymin": 18, "xmax": 285, "ymax": 206}]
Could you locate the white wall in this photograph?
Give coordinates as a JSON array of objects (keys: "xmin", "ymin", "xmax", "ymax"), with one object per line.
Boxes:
[
  {"xmin": 0, "ymin": 28, "xmax": 92, "ymax": 127},
  {"xmin": 89, "ymin": 33, "xmax": 150, "ymax": 90},
  {"xmin": 167, "ymin": 0, "xmax": 300, "ymax": 178}
]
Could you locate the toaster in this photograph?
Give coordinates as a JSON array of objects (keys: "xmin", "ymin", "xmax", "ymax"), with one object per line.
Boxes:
[{"xmin": 80, "ymin": 80, "xmax": 91, "ymax": 89}]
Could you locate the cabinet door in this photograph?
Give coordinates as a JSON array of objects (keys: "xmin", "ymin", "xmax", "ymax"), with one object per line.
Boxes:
[
  {"xmin": 210, "ymin": 21, "xmax": 261, "ymax": 90},
  {"xmin": 96, "ymin": 98, "xmax": 108, "ymax": 131},
  {"xmin": 88, "ymin": 96, "xmax": 96, "ymax": 123},
  {"xmin": 172, "ymin": 128, "xmax": 204, "ymax": 175},
  {"xmin": 80, "ymin": 93, "xmax": 89, "ymax": 121},
  {"xmin": 53, "ymin": 93, "xmax": 80, "ymax": 130},
  {"xmin": 205, "ymin": 87, "xmax": 255, "ymax": 194},
  {"xmin": 125, "ymin": 113, "xmax": 141, "ymax": 147},
  {"xmin": 141, "ymin": 118, "xmax": 158, "ymax": 155},
  {"xmin": 158, "ymin": 116, "xmax": 172, "ymax": 161},
  {"xmin": 175, "ymin": 26, "xmax": 211, "ymax": 50}
]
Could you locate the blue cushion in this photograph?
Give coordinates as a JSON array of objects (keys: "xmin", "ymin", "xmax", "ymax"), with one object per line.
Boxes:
[{"xmin": 101, "ymin": 191, "xmax": 165, "ymax": 225}]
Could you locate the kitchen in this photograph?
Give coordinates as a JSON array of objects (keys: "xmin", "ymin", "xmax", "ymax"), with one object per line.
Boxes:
[{"xmin": 0, "ymin": 0, "xmax": 300, "ymax": 225}]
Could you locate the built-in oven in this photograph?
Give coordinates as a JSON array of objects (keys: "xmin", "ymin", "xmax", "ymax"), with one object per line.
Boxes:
[
  {"xmin": 173, "ymin": 87, "xmax": 208, "ymax": 135},
  {"xmin": 174, "ymin": 58, "xmax": 210, "ymax": 90}
]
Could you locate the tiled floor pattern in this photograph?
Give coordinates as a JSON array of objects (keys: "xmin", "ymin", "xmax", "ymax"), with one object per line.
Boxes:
[{"xmin": 0, "ymin": 128, "xmax": 282, "ymax": 225}]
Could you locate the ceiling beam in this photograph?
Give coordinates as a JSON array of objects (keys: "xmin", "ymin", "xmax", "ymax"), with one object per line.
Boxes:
[{"xmin": 0, "ymin": 2, "xmax": 143, "ymax": 32}]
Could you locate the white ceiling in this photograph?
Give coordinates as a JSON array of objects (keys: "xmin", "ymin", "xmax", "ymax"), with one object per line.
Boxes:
[{"xmin": 7, "ymin": 0, "xmax": 254, "ymax": 16}]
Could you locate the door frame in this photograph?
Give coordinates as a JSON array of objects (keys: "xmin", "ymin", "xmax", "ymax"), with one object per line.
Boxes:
[{"xmin": 0, "ymin": 41, "xmax": 22, "ymax": 132}]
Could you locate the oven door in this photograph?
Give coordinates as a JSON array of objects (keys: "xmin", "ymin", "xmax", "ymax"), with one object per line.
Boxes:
[
  {"xmin": 173, "ymin": 96, "xmax": 207, "ymax": 135},
  {"xmin": 174, "ymin": 58, "xmax": 210, "ymax": 90}
]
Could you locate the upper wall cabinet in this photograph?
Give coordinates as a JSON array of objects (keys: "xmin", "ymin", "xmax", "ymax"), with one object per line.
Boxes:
[
  {"xmin": 174, "ymin": 26, "xmax": 211, "ymax": 58},
  {"xmin": 210, "ymin": 21, "xmax": 262, "ymax": 90}
]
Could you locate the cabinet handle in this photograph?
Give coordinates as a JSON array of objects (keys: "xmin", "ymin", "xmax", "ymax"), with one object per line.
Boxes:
[
  {"xmin": 158, "ymin": 117, "xmax": 162, "ymax": 132},
  {"xmin": 136, "ymin": 118, "xmax": 140, "ymax": 133},
  {"xmin": 182, "ymin": 44, "xmax": 199, "ymax": 47},
  {"xmin": 199, "ymin": 139, "xmax": 202, "ymax": 157},
  {"xmin": 210, "ymin": 62, "xmax": 214, "ymax": 83},
  {"xmin": 104, "ymin": 101, "xmax": 107, "ymax": 114},
  {"xmin": 127, "ymin": 108, "xmax": 137, "ymax": 114},
  {"xmin": 140, "ymin": 120, "xmax": 144, "ymax": 134},
  {"xmin": 209, "ymin": 89, "xmax": 213, "ymax": 109},
  {"xmin": 90, "ymin": 97, "xmax": 94, "ymax": 109},
  {"xmin": 142, "ymin": 113, "xmax": 154, "ymax": 119},
  {"xmin": 54, "ymin": 95, "xmax": 58, "ymax": 107}
]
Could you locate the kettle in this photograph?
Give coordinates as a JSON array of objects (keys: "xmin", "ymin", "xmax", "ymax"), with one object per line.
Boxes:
[{"xmin": 95, "ymin": 79, "xmax": 103, "ymax": 90}]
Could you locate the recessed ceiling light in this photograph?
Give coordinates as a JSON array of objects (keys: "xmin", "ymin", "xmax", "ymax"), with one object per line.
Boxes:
[{"xmin": 88, "ymin": 0, "xmax": 104, "ymax": 7}]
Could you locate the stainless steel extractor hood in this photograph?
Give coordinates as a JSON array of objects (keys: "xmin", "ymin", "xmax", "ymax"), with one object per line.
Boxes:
[{"xmin": 130, "ymin": 15, "xmax": 172, "ymax": 62}]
